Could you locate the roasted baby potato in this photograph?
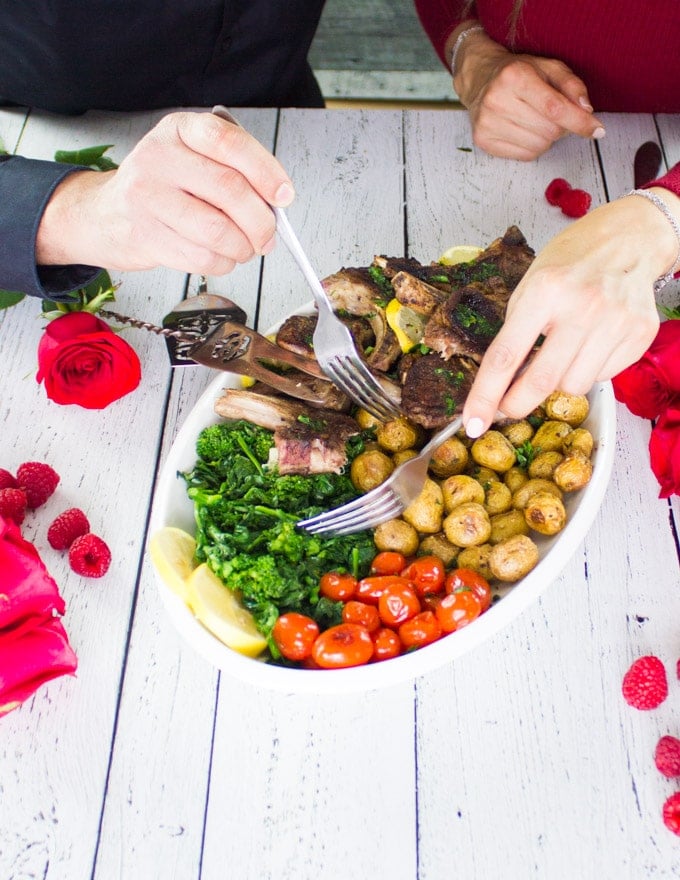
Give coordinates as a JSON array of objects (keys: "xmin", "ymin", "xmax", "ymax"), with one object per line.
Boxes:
[
  {"xmin": 471, "ymin": 466, "xmax": 501, "ymax": 487},
  {"xmin": 350, "ymin": 449, "xmax": 394, "ymax": 493},
  {"xmin": 532, "ymin": 420, "xmax": 573, "ymax": 452},
  {"xmin": 373, "ymin": 518, "xmax": 420, "ymax": 556},
  {"xmin": 376, "ymin": 417, "xmax": 424, "ymax": 453},
  {"xmin": 443, "ymin": 502, "xmax": 491, "ymax": 547},
  {"xmin": 354, "ymin": 408, "xmax": 382, "ymax": 431},
  {"xmin": 489, "ymin": 509, "xmax": 529, "ymax": 544},
  {"xmin": 524, "ymin": 491, "xmax": 567, "ymax": 536},
  {"xmin": 428, "ymin": 436, "xmax": 469, "ymax": 477},
  {"xmin": 484, "ymin": 480, "xmax": 513, "ymax": 516},
  {"xmin": 489, "ymin": 534, "xmax": 540, "ymax": 582},
  {"xmin": 528, "ymin": 450, "xmax": 564, "ymax": 480},
  {"xmin": 471, "ymin": 430, "xmax": 517, "ymax": 473},
  {"xmin": 442, "ymin": 474, "xmax": 485, "ymax": 512},
  {"xmin": 418, "ymin": 532, "xmax": 459, "ymax": 567},
  {"xmin": 543, "ymin": 391, "xmax": 589, "ymax": 426},
  {"xmin": 499, "ymin": 419, "xmax": 535, "ymax": 447},
  {"xmin": 512, "ymin": 478, "xmax": 563, "ymax": 510},
  {"xmin": 504, "ymin": 466, "xmax": 529, "ymax": 494},
  {"xmin": 456, "ymin": 544, "xmax": 494, "ymax": 581},
  {"xmin": 392, "ymin": 448, "xmax": 418, "ymax": 467},
  {"xmin": 402, "ymin": 478, "xmax": 444, "ymax": 534},
  {"xmin": 553, "ymin": 452, "xmax": 593, "ymax": 492},
  {"xmin": 562, "ymin": 428, "xmax": 594, "ymax": 458}
]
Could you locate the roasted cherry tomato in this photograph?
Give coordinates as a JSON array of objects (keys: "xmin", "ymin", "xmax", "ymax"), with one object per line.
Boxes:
[
  {"xmin": 319, "ymin": 571, "xmax": 357, "ymax": 602},
  {"xmin": 311, "ymin": 623, "xmax": 374, "ymax": 668},
  {"xmin": 372, "ymin": 627, "xmax": 402, "ymax": 662},
  {"xmin": 342, "ymin": 600, "xmax": 381, "ymax": 633},
  {"xmin": 355, "ymin": 575, "xmax": 411, "ymax": 605},
  {"xmin": 370, "ymin": 551, "xmax": 407, "ymax": 576},
  {"xmin": 435, "ymin": 590, "xmax": 482, "ymax": 633},
  {"xmin": 378, "ymin": 582, "xmax": 421, "ymax": 627},
  {"xmin": 272, "ymin": 612, "xmax": 320, "ymax": 661},
  {"xmin": 401, "ymin": 555, "xmax": 446, "ymax": 596},
  {"xmin": 445, "ymin": 568, "xmax": 492, "ymax": 612},
  {"xmin": 398, "ymin": 610, "xmax": 442, "ymax": 650}
]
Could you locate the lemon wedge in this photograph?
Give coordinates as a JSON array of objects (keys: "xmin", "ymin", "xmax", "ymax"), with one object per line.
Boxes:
[
  {"xmin": 439, "ymin": 244, "xmax": 484, "ymax": 265},
  {"xmin": 187, "ymin": 564, "xmax": 267, "ymax": 657},
  {"xmin": 148, "ymin": 527, "xmax": 198, "ymax": 608},
  {"xmin": 385, "ymin": 298, "xmax": 428, "ymax": 353}
]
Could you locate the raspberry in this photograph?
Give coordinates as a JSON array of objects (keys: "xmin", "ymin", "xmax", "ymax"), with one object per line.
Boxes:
[
  {"xmin": 47, "ymin": 508, "xmax": 90, "ymax": 551},
  {"xmin": 0, "ymin": 468, "xmax": 17, "ymax": 490},
  {"xmin": 662, "ymin": 792, "xmax": 680, "ymax": 835},
  {"xmin": 677, "ymin": 658, "xmax": 680, "ymax": 681},
  {"xmin": 655, "ymin": 736, "xmax": 680, "ymax": 778},
  {"xmin": 16, "ymin": 461, "xmax": 60, "ymax": 509},
  {"xmin": 622, "ymin": 655, "xmax": 668, "ymax": 710},
  {"xmin": 68, "ymin": 533, "xmax": 111, "ymax": 578},
  {"xmin": 560, "ymin": 188, "xmax": 592, "ymax": 218},
  {"xmin": 0, "ymin": 487, "xmax": 28, "ymax": 525},
  {"xmin": 545, "ymin": 177, "xmax": 572, "ymax": 206}
]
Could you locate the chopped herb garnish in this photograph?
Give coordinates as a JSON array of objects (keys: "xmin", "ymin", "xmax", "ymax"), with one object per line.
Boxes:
[
  {"xmin": 368, "ymin": 265, "xmax": 394, "ymax": 297},
  {"xmin": 454, "ymin": 303, "xmax": 501, "ymax": 337},
  {"xmin": 515, "ymin": 440, "xmax": 537, "ymax": 470}
]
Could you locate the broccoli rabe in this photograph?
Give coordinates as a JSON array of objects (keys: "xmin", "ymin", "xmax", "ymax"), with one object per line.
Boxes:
[{"xmin": 184, "ymin": 420, "xmax": 374, "ymax": 650}]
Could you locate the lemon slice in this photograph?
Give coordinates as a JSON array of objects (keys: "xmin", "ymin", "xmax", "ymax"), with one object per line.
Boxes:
[
  {"xmin": 149, "ymin": 527, "xmax": 198, "ymax": 608},
  {"xmin": 386, "ymin": 298, "xmax": 428, "ymax": 352},
  {"xmin": 187, "ymin": 564, "xmax": 267, "ymax": 657},
  {"xmin": 439, "ymin": 244, "xmax": 484, "ymax": 265}
]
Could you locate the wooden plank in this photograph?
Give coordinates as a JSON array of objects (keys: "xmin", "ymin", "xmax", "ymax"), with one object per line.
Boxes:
[
  {"xmin": 0, "ymin": 110, "xmax": 187, "ymax": 880},
  {"xmin": 200, "ymin": 109, "xmax": 418, "ymax": 880},
  {"xmin": 0, "ymin": 106, "xmax": 28, "ymax": 153}
]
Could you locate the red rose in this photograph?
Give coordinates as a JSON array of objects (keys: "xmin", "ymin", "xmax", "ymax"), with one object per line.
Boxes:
[
  {"xmin": 612, "ymin": 320, "xmax": 680, "ymax": 420},
  {"xmin": 0, "ymin": 515, "xmax": 77, "ymax": 718},
  {"xmin": 36, "ymin": 312, "xmax": 141, "ymax": 409},
  {"xmin": 649, "ymin": 406, "xmax": 680, "ymax": 498}
]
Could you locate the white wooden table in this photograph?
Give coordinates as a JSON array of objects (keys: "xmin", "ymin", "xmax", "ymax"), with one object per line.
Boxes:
[{"xmin": 1, "ymin": 106, "xmax": 680, "ymax": 880}]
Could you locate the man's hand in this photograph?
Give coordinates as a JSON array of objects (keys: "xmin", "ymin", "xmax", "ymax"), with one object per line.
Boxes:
[{"xmin": 37, "ymin": 111, "xmax": 295, "ymax": 273}]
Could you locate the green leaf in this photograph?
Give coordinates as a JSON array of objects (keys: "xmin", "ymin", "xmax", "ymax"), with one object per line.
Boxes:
[
  {"xmin": 0, "ymin": 289, "xmax": 25, "ymax": 310},
  {"xmin": 659, "ymin": 305, "xmax": 680, "ymax": 321},
  {"xmin": 54, "ymin": 144, "xmax": 118, "ymax": 170}
]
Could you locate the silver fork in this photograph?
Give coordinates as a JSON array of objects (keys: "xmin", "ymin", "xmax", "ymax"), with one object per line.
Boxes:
[
  {"xmin": 298, "ymin": 415, "xmax": 463, "ymax": 535},
  {"xmin": 212, "ymin": 105, "xmax": 403, "ymax": 422}
]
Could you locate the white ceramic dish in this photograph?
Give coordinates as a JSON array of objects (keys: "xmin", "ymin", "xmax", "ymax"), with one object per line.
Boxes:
[{"xmin": 149, "ymin": 305, "xmax": 617, "ymax": 694}]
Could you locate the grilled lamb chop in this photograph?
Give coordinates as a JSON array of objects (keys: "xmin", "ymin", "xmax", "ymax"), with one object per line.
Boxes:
[
  {"xmin": 391, "ymin": 271, "xmax": 450, "ymax": 316},
  {"xmin": 276, "ymin": 313, "xmax": 374, "ymax": 359},
  {"xmin": 322, "ymin": 267, "xmax": 402, "ymax": 372},
  {"xmin": 214, "ymin": 389, "xmax": 360, "ymax": 474},
  {"xmin": 423, "ymin": 280, "xmax": 506, "ymax": 361},
  {"xmin": 399, "ymin": 353, "xmax": 478, "ymax": 429},
  {"xmin": 468, "ymin": 225, "xmax": 534, "ymax": 290}
]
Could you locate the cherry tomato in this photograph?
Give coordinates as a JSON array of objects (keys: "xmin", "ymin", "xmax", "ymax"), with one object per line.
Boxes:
[
  {"xmin": 372, "ymin": 627, "xmax": 402, "ymax": 662},
  {"xmin": 398, "ymin": 610, "xmax": 442, "ymax": 650},
  {"xmin": 445, "ymin": 568, "xmax": 492, "ymax": 612},
  {"xmin": 370, "ymin": 551, "xmax": 407, "ymax": 576},
  {"xmin": 355, "ymin": 575, "xmax": 411, "ymax": 605},
  {"xmin": 435, "ymin": 590, "xmax": 482, "ymax": 633},
  {"xmin": 401, "ymin": 555, "xmax": 446, "ymax": 596},
  {"xmin": 311, "ymin": 623, "xmax": 374, "ymax": 668},
  {"xmin": 342, "ymin": 600, "xmax": 381, "ymax": 633},
  {"xmin": 319, "ymin": 571, "xmax": 357, "ymax": 602},
  {"xmin": 272, "ymin": 612, "xmax": 320, "ymax": 661},
  {"xmin": 378, "ymin": 583, "xmax": 421, "ymax": 627}
]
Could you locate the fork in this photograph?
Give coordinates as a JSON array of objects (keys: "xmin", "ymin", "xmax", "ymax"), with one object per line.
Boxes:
[
  {"xmin": 297, "ymin": 415, "xmax": 464, "ymax": 535},
  {"xmin": 212, "ymin": 105, "xmax": 403, "ymax": 423}
]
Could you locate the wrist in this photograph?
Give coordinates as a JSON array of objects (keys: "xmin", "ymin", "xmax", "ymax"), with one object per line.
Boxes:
[
  {"xmin": 629, "ymin": 187, "xmax": 680, "ymax": 291},
  {"xmin": 446, "ymin": 25, "xmax": 509, "ymax": 106}
]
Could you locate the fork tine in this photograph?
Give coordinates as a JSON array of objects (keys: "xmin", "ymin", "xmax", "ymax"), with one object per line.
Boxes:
[
  {"xmin": 298, "ymin": 486, "xmax": 390, "ymax": 528},
  {"xmin": 308, "ymin": 498, "xmax": 405, "ymax": 536},
  {"xmin": 324, "ymin": 357, "xmax": 401, "ymax": 421},
  {"xmin": 299, "ymin": 489, "xmax": 402, "ymax": 533}
]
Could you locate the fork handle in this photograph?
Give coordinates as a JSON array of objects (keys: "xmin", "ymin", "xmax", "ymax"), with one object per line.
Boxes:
[{"xmin": 418, "ymin": 415, "xmax": 465, "ymax": 460}]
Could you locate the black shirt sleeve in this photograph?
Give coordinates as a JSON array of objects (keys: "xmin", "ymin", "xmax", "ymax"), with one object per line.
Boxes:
[{"xmin": 0, "ymin": 154, "xmax": 101, "ymax": 301}]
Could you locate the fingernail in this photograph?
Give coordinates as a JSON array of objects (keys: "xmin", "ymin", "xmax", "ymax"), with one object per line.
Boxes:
[
  {"xmin": 592, "ymin": 126, "xmax": 605, "ymax": 140},
  {"xmin": 274, "ymin": 182, "xmax": 295, "ymax": 207},
  {"xmin": 579, "ymin": 96, "xmax": 593, "ymax": 112},
  {"xmin": 465, "ymin": 417, "xmax": 485, "ymax": 439},
  {"xmin": 260, "ymin": 235, "xmax": 276, "ymax": 256}
]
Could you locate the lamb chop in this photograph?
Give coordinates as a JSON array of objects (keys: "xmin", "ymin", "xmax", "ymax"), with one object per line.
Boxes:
[
  {"xmin": 399, "ymin": 353, "xmax": 479, "ymax": 429},
  {"xmin": 214, "ymin": 389, "xmax": 360, "ymax": 474},
  {"xmin": 276, "ymin": 313, "xmax": 374, "ymax": 360},
  {"xmin": 423, "ymin": 279, "xmax": 506, "ymax": 360}
]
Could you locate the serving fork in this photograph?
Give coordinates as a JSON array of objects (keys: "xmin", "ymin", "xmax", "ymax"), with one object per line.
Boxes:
[
  {"xmin": 212, "ymin": 105, "xmax": 403, "ymax": 423},
  {"xmin": 298, "ymin": 415, "xmax": 464, "ymax": 535}
]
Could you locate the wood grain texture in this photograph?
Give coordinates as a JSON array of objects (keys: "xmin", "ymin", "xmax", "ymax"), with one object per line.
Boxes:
[{"xmin": 1, "ymin": 108, "xmax": 679, "ymax": 880}]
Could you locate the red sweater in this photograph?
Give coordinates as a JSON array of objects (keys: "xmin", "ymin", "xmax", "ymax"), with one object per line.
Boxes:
[{"xmin": 414, "ymin": 0, "xmax": 680, "ymax": 195}]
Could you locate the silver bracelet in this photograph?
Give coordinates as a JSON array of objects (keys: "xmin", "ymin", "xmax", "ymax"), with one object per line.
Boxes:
[
  {"xmin": 628, "ymin": 189, "xmax": 680, "ymax": 292},
  {"xmin": 449, "ymin": 25, "xmax": 485, "ymax": 77}
]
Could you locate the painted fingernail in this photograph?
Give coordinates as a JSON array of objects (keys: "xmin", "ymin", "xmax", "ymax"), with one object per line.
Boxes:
[
  {"xmin": 274, "ymin": 182, "xmax": 295, "ymax": 206},
  {"xmin": 579, "ymin": 96, "xmax": 593, "ymax": 112},
  {"xmin": 592, "ymin": 126, "xmax": 606, "ymax": 140},
  {"xmin": 465, "ymin": 417, "xmax": 485, "ymax": 439}
]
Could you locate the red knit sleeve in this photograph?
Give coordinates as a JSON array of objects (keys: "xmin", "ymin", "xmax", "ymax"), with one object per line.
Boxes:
[
  {"xmin": 644, "ymin": 162, "xmax": 680, "ymax": 197},
  {"xmin": 414, "ymin": 0, "xmax": 474, "ymax": 66}
]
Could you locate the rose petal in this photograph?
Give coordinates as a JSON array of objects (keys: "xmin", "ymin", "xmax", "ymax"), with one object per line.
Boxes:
[
  {"xmin": 649, "ymin": 406, "xmax": 680, "ymax": 498},
  {"xmin": 612, "ymin": 320, "xmax": 680, "ymax": 420}
]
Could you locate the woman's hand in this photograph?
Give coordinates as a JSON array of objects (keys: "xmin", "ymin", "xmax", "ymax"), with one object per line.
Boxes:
[
  {"xmin": 462, "ymin": 192, "xmax": 680, "ymax": 437},
  {"xmin": 450, "ymin": 26, "xmax": 605, "ymax": 160},
  {"xmin": 37, "ymin": 111, "xmax": 295, "ymax": 274}
]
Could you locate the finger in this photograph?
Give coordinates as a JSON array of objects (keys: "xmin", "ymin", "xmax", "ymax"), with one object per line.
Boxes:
[
  {"xmin": 167, "ymin": 112, "xmax": 296, "ymax": 207},
  {"xmin": 537, "ymin": 59, "xmax": 595, "ymax": 112},
  {"xmin": 475, "ymin": 113, "xmax": 560, "ymax": 161}
]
